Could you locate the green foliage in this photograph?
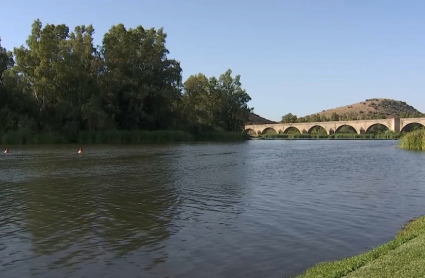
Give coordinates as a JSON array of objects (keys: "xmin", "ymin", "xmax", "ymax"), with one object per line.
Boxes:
[
  {"xmin": 367, "ymin": 124, "xmax": 388, "ymax": 133},
  {"xmin": 100, "ymin": 24, "xmax": 183, "ymax": 130},
  {"xmin": 330, "ymin": 112, "xmax": 339, "ymax": 121},
  {"xmin": 0, "ymin": 130, "xmax": 67, "ymax": 144},
  {"xmin": 77, "ymin": 130, "xmax": 193, "ymax": 144},
  {"xmin": 0, "ymin": 38, "xmax": 14, "ymax": 82},
  {"xmin": 263, "ymin": 128, "xmax": 277, "ymax": 134},
  {"xmin": 284, "ymin": 127, "xmax": 301, "ymax": 134},
  {"xmin": 12, "ymin": 20, "xmax": 106, "ymax": 134},
  {"xmin": 296, "ymin": 216, "xmax": 425, "ymax": 278},
  {"xmin": 259, "ymin": 131, "xmax": 399, "ymax": 140},
  {"xmin": 310, "ymin": 126, "xmax": 327, "ymax": 134},
  {"xmin": 399, "ymin": 129, "xmax": 425, "ymax": 150},
  {"xmin": 0, "ymin": 129, "xmax": 247, "ymax": 144},
  {"xmin": 182, "ymin": 70, "xmax": 252, "ymax": 132},
  {"xmin": 192, "ymin": 131, "xmax": 248, "ymax": 142},
  {"xmin": 0, "ymin": 43, "xmax": 39, "ymax": 134},
  {"xmin": 0, "ymin": 20, "xmax": 252, "ymax": 142},
  {"xmin": 281, "ymin": 113, "xmax": 297, "ymax": 123},
  {"xmin": 401, "ymin": 123, "xmax": 424, "ymax": 133},
  {"xmin": 336, "ymin": 125, "xmax": 357, "ymax": 133}
]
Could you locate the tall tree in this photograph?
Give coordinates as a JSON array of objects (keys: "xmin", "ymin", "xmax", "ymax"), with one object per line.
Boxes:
[
  {"xmin": 2, "ymin": 20, "xmax": 254, "ymax": 137},
  {"xmin": 100, "ymin": 24, "xmax": 182, "ymax": 130},
  {"xmin": 0, "ymin": 39, "xmax": 38, "ymax": 133},
  {"xmin": 182, "ymin": 73, "xmax": 211, "ymax": 127},
  {"xmin": 0, "ymin": 38, "xmax": 14, "ymax": 83},
  {"xmin": 212, "ymin": 70, "xmax": 252, "ymax": 131},
  {"xmin": 183, "ymin": 70, "xmax": 252, "ymax": 132},
  {"xmin": 13, "ymin": 19, "xmax": 102, "ymax": 134}
]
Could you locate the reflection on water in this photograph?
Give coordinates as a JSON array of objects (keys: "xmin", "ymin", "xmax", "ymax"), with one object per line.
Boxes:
[{"xmin": 1, "ymin": 141, "xmax": 425, "ymax": 277}]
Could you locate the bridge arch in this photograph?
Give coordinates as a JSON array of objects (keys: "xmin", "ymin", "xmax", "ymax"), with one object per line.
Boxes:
[
  {"xmin": 335, "ymin": 125, "xmax": 358, "ymax": 134},
  {"xmin": 366, "ymin": 123, "xmax": 389, "ymax": 134},
  {"xmin": 244, "ymin": 128, "xmax": 256, "ymax": 136},
  {"xmin": 401, "ymin": 122, "xmax": 425, "ymax": 133},
  {"xmin": 283, "ymin": 127, "xmax": 301, "ymax": 134},
  {"xmin": 308, "ymin": 125, "xmax": 328, "ymax": 135},
  {"xmin": 262, "ymin": 127, "xmax": 277, "ymax": 135}
]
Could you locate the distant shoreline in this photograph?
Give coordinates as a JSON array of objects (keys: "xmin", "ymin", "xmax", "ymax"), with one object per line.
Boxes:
[{"xmin": 251, "ymin": 137, "xmax": 398, "ymax": 141}]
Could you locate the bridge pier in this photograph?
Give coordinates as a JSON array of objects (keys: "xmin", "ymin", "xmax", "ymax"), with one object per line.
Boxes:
[{"xmin": 392, "ymin": 118, "xmax": 400, "ymax": 133}]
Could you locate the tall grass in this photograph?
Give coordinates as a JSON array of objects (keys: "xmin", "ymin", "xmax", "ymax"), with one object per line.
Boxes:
[
  {"xmin": 0, "ymin": 129, "xmax": 248, "ymax": 145},
  {"xmin": 76, "ymin": 130, "xmax": 195, "ymax": 144},
  {"xmin": 0, "ymin": 129, "xmax": 68, "ymax": 144},
  {"xmin": 399, "ymin": 129, "xmax": 425, "ymax": 150},
  {"xmin": 192, "ymin": 131, "xmax": 249, "ymax": 142}
]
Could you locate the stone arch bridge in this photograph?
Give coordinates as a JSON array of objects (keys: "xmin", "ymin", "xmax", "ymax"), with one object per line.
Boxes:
[{"xmin": 244, "ymin": 118, "xmax": 425, "ymax": 135}]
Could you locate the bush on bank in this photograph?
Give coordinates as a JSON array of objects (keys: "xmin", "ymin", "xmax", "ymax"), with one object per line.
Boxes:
[{"xmin": 398, "ymin": 129, "xmax": 425, "ymax": 150}]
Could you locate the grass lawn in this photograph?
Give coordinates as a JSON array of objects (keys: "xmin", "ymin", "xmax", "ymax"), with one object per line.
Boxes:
[{"xmin": 296, "ymin": 215, "xmax": 425, "ymax": 278}]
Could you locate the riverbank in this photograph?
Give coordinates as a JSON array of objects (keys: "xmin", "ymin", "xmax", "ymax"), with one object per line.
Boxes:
[
  {"xmin": 399, "ymin": 129, "xmax": 425, "ymax": 150},
  {"xmin": 253, "ymin": 137, "xmax": 398, "ymax": 141},
  {"xmin": 296, "ymin": 215, "xmax": 425, "ymax": 278},
  {"xmin": 0, "ymin": 130, "xmax": 248, "ymax": 144},
  {"xmin": 255, "ymin": 132, "xmax": 400, "ymax": 140}
]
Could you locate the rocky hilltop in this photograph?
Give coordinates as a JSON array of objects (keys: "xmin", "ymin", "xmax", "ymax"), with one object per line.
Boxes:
[
  {"xmin": 247, "ymin": 112, "xmax": 276, "ymax": 124},
  {"xmin": 248, "ymin": 98, "xmax": 424, "ymax": 125},
  {"xmin": 310, "ymin": 98, "xmax": 424, "ymax": 120}
]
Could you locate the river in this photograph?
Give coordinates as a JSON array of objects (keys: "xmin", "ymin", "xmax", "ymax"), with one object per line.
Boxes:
[{"xmin": 1, "ymin": 141, "xmax": 424, "ymax": 278}]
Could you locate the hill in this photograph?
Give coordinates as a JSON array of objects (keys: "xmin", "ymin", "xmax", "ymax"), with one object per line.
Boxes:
[
  {"xmin": 248, "ymin": 98, "xmax": 424, "ymax": 126},
  {"xmin": 306, "ymin": 98, "xmax": 424, "ymax": 120},
  {"xmin": 247, "ymin": 112, "xmax": 276, "ymax": 125}
]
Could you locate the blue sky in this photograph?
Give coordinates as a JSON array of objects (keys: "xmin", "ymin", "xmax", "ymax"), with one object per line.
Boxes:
[{"xmin": 1, "ymin": 0, "xmax": 424, "ymax": 121}]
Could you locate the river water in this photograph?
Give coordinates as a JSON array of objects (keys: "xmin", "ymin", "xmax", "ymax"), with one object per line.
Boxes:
[{"xmin": 1, "ymin": 140, "xmax": 424, "ymax": 278}]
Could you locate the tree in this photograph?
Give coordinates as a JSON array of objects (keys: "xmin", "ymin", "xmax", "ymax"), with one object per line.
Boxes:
[
  {"xmin": 0, "ymin": 38, "xmax": 14, "ymax": 83},
  {"xmin": 13, "ymin": 19, "xmax": 103, "ymax": 134},
  {"xmin": 310, "ymin": 114, "xmax": 322, "ymax": 122},
  {"xmin": 1, "ymin": 19, "xmax": 254, "ymax": 138},
  {"xmin": 281, "ymin": 113, "xmax": 297, "ymax": 123},
  {"xmin": 0, "ymin": 39, "xmax": 38, "ymax": 133},
  {"xmin": 213, "ymin": 70, "xmax": 252, "ymax": 131},
  {"xmin": 330, "ymin": 112, "xmax": 339, "ymax": 121},
  {"xmin": 320, "ymin": 115, "xmax": 330, "ymax": 122},
  {"xmin": 182, "ymin": 69, "xmax": 252, "ymax": 132},
  {"xmin": 0, "ymin": 69, "xmax": 39, "ymax": 133},
  {"xmin": 182, "ymin": 73, "xmax": 211, "ymax": 127},
  {"xmin": 100, "ymin": 24, "xmax": 182, "ymax": 130}
]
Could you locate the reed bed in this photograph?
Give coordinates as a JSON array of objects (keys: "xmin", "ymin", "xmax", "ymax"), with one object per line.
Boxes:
[
  {"xmin": 399, "ymin": 129, "xmax": 425, "ymax": 150},
  {"xmin": 0, "ymin": 130, "xmax": 248, "ymax": 145}
]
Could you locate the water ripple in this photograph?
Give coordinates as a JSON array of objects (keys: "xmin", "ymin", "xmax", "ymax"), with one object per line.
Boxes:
[{"xmin": 1, "ymin": 141, "xmax": 425, "ymax": 277}]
